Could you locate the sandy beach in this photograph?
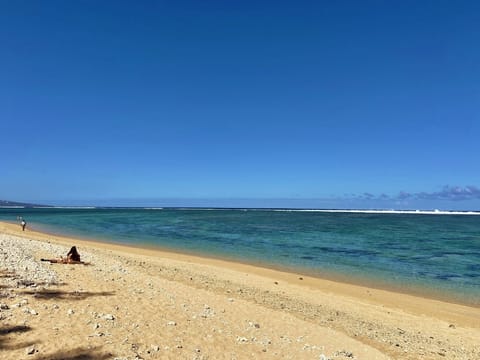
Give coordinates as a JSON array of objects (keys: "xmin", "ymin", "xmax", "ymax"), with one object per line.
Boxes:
[{"xmin": 0, "ymin": 221, "xmax": 478, "ymax": 360}]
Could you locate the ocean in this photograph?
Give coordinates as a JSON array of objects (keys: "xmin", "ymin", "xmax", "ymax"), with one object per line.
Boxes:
[{"xmin": 1, "ymin": 207, "xmax": 479, "ymax": 305}]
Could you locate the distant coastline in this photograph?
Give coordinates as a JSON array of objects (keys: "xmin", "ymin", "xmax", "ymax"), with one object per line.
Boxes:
[
  {"xmin": 1, "ymin": 200, "xmax": 479, "ymax": 215},
  {"xmin": 0, "ymin": 200, "xmax": 52, "ymax": 208}
]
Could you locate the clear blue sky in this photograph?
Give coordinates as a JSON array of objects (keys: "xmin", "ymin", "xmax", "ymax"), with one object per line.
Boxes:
[{"xmin": 1, "ymin": 1, "xmax": 479, "ymax": 209}]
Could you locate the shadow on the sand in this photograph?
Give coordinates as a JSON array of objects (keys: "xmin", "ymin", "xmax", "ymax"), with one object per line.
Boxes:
[
  {"xmin": 0, "ymin": 325, "xmax": 31, "ymax": 336},
  {"xmin": 0, "ymin": 273, "xmax": 16, "ymax": 279},
  {"xmin": 20, "ymin": 289, "xmax": 115, "ymax": 300},
  {"xmin": 0, "ymin": 325, "xmax": 35, "ymax": 350},
  {"xmin": 17, "ymin": 280, "xmax": 68, "ymax": 287},
  {"xmin": 34, "ymin": 346, "xmax": 114, "ymax": 360},
  {"xmin": 0, "ymin": 273, "xmax": 13, "ymax": 297},
  {"xmin": 1, "ymin": 279, "xmax": 66, "ymax": 298},
  {"xmin": 1, "ymin": 269, "xmax": 66, "ymax": 288}
]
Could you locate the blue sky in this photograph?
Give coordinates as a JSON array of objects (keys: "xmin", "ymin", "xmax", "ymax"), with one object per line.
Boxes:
[{"xmin": 1, "ymin": 1, "xmax": 479, "ymax": 209}]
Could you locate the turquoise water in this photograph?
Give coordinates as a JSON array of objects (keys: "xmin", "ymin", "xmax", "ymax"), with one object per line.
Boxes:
[{"xmin": 1, "ymin": 208, "xmax": 479, "ymax": 305}]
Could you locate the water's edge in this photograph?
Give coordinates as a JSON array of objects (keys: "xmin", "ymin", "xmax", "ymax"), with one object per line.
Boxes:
[
  {"xmin": 1, "ymin": 208, "xmax": 479, "ymax": 307},
  {"xmin": 6, "ymin": 220, "xmax": 477, "ymax": 308}
]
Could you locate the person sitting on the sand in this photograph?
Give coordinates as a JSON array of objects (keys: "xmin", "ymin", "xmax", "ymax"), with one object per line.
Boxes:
[
  {"xmin": 66, "ymin": 246, "xmax": 81, "ymax": 262},
  {"xmin": 41, "ymin": 246, "xmax": 83, "ymax": 264}
]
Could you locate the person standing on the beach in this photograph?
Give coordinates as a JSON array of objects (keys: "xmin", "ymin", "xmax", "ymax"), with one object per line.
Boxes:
[{"xmin": 21, "ymin": 218, "xmax": 26, "ymax": 231}]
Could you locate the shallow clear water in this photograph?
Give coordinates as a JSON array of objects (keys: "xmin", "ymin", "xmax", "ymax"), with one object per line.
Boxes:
[{"xmin": 1, "ymin": 207, "xmax": 479, "ymax": 305}]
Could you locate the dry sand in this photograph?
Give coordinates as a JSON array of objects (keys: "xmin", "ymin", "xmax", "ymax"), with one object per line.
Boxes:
[{"xmin": 0, "ymin": 221, "xmax": 478, "ymax": 360}]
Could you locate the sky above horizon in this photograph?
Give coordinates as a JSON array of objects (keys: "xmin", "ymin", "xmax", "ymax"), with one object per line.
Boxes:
[{"xmin": 1, "ymin": 1, "xmax": 479, "ymax": 210}]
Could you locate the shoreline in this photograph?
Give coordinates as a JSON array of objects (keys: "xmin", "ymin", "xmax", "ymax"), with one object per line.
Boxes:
[
  {"xmin": 2, "ymin": 221, "xmax": 480, "ymax": 325},
  {"xmin": 1, "ymin": 221, "xmax": 479, "ymax": 359},
  {"xmin": 15, "ymin": 220, "xmax": 480, "ymax": 309}
]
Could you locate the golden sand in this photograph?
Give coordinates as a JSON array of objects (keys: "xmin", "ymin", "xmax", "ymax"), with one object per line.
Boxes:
[{"xmin": 0, "ymin": 222, "xmax": 478, "ymax": 359}]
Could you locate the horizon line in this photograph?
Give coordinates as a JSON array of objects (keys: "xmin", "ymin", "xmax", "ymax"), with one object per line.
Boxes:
[{"xmin": 1, "ymin": 205, "xmax": 479, "ymax": 215}]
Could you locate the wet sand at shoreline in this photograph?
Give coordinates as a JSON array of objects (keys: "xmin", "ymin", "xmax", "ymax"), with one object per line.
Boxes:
[{"xmin": 1, "ymin": 221, "xmax": 479, "ymax": 359}]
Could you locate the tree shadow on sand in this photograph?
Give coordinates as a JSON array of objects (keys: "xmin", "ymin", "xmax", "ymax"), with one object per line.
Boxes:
[
  {"xmin": 0, "ymin": 270, "xmax": 16, "ymax": 298},
  {"xmin": 0, "ymin": 271, "xmax": 17, "ymax": 279},
  {"xmin": 1, "ymin": 269, "xmax": 66, "ymax": 289},
  {"xmin": 17, "ymin": 280, "xmax": 68, "ymax": 287},
  {"xmin": 0, "ymin": 325, "xmax": 35, "ymax": 350},
  {"xmin": 19, "ymin": 289, "xmax": 115, "ymax": 300},
  {"xmin": 34, "ymin": 346, "xmax": 114, "ymax": 360}
]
